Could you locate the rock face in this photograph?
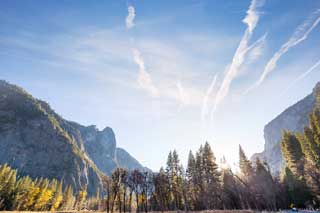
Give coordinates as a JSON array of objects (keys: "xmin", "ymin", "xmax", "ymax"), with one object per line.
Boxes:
[
  {"xmin": 115, "ymin": 148, "xmax": 147, "ymax": 171},
  {"xmin": 73, "ymin": 124, "xmax": 146, "ymax": 175},
  {"xmin": 252, "ymin": 82, "xmax": 320, "ymax": 175},
  {"xmin": 0, "ymin": 80, "xmax": 145, "ymax": 194}
]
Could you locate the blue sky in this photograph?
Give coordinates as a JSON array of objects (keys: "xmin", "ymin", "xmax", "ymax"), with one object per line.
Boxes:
[{"xmin": 1, "ymin": 0, "xmax": 320, "ymax": 171}]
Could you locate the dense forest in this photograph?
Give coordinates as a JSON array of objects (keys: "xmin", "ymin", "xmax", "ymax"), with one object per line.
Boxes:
[{"xmin": 1, "ymin": 109, "xmax": 320, "ymax": 212}]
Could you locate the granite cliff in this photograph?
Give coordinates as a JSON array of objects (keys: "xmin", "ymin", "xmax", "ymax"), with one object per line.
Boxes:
[{"xmin": 252, "ymin": 82, "xmax": 320, "ymax": 175}]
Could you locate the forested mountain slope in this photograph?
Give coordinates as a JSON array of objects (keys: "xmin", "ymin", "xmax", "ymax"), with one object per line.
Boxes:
[{"xmin": 0, "ymin": 80, "xmax": 145, "ymax": 194}]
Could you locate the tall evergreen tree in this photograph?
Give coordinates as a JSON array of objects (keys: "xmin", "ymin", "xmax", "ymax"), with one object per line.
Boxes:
[
  {"xmin": 299, "ymin": 109, "xmax": 320, "ymax": 205},
  {"xmin": 60, "ymin": 185, "xmax": 75, "ymax": 210},
  {"xmin": 75, "ymin": 187, "xmax": 87, "ymax": 211},
  {"xmin": 0, "ymin": 164, "xmax": 17, "ymax": 210},
  {"xmin": 166, "ymin": 150, "xmax": 183, "ymax": 210},
  {"xmin": 239, "ymin": 145, "xmax": 253, "ymax": 178},
  {"xmin": 50, "ymin": 180, "xmax": 63, "ymax": 211},
  {"xmin": 302, "ymin": 110, "xmax": 320, "ymax": 168},
  {"xmin": 281, "ymin": 131, "xmax": 312, "ymax": 208},
  {"xmin": 238, "ymin": 145, "xmax": 256, "ymax": 209},
  {"xmin": 282, "ymin": 167, "xmax": 311, "ymax": 208},
  {"xmin": 194, "ymin": 145, "xmax": 204, "ymax": 210},
  {"xmin": 186, "ymin": 151, "xmax": 196, "ymax": 181},
  {"xmin": 153, "ymin": 167, "xmax": 170, "ymax": 211},
  {"xmin": 221, "ymin": 157, "xmax": 241, "ymax": 210},
  {"xmin": 33, "ymin": 178, "xmax": 53, "ymax": 211},
  {"xmin": 254, "ymin": 158, "xmax": 277, "ymax": 210},
  {"xmin": 201, "ymin": 142, "xmax": 221, "ymax": 209},
  {"xmin": 186, "ymin": 151, "xmax": 197, "ymax": 209},
  {"xmin": 281, "ymin": 131, "xmax": 305, "ymax": 177}
]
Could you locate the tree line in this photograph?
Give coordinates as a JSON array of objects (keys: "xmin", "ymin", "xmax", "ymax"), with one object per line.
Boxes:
[
  {"xmin": 0, "ymin": 164, "xmax": 77, "ymax": 211},
  {"xmin": 1, "ymin": 109, "xmax": 320, "ymax": 212}
]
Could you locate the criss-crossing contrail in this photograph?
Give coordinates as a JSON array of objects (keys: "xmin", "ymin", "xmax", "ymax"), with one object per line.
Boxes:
[
  {"xmin": 280, "ymin": 59, "xmax": 320, "ymax": 97},
  {"xmin": 210, "ymin": 0, "xmax": 264, "ymax": 118},
  {"xmin": 202, "ymin": 74, "xmax": 218, "ymax": 122},
  {"xmin": 244, "ymin": 9, "xmax": 320, "ymax": 95}
]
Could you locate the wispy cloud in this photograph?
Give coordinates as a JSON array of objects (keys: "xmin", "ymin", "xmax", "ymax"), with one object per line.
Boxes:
[
  {"xmin": 202, "ymin": 74, "xmax": 218, "ymax": 122},
  {"xmin": 176, "ymin": 80, "xmax": 189, "ymax": 106},
  {"xmin": 245, "ymin": 9, "xmax": 320, "ymax": 94},
  {"xmin": 132, "ymin": 48, "xmax": 159, "ymax": 97},
  {"xmin": 245, "ymin": 33, "xmax": 267, "ymax": 65},
  {"xmin": 243, "ymin": 0, "xmax": 265, "ymax": 33},
  {"xmin": 126, "ymin": 5, "xmax": 136, "ymax": 29},
  {"xmin": 280, "ymin": 59, "xmax": 320, "ymax": 97},
  {"xmin": 1, "ymin": 30, "xmax": 211, "ymax": 106},
  {"xmin": 211, "ymin": 0, "xmax": 264, "ymax": 115},
  {"xmin": 126, "ymin": 5, "xmax": 158, "ymax": 97}
]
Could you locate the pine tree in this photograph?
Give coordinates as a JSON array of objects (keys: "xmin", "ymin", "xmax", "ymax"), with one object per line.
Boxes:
[
  {"xmin": 33, "ymin": 178, "xmax": 53, "ymax": 211},
  {"xmin": 166, "ymin": 150, "xmax": 183, "ymax": 210},
  {"xmin": 75, "ymin": 187, "xmax": 87, "ymax": 211},
  {"xmin": 239, "ymin": 145, "xmax": 253, "ymax": 178},
  {"xmin": 201, "ymin": 142, "xmax": 221, "ymax": 209},
  {"xmin": 0, "ymin": 164, "xmax": 17, "ymax": 210},
  {"xmin": 281, "ymin": 130, "xmax": 312, "ymax": 208},
  {"xmin": 302, "ymin": 110, "xmax": 320, "ymax": 168},
  {"xmin": 238, "ymin": 146, "xmax": 256, "ymax": 209},
  {"xmin": 25, "ymin": 180, "xmax": 40, "ymax": 210},
  {"xmin": 0, "ymin": 164, "xmax": 79, "ymax": 211},
  {"xmin": 186, "ymin": 151, "xmax": 197, "ymax": 209},
  {"xmin": 186, "ymin": 151, "xmax": 196, "ymax": 181},
  {"xmin": 281, "ymin": 131, "xmax": 305, "ymax": 177},
  {"xmin": 60, "ymin": 185, "xmax": 75, "ymax": 210},
  {"xmin": 12, "ymin": 176, "xmax": 33, "ymax": 210},
  {"xmin": 221, "ymin": 159, "xmax": 241, "ymax": 210},
  {"xmin": 299, "ymin": 109, "xmax": 320, "ymax": 204},
  {"xmin": 153, "ymin": 167, "xmax": 170, "ymax": 211},
  {"xmin": 50, "ymin": 180, "xmax": 63, "ymax": 211},
  {"xmin": 282, "ymin": 167, "xmax": 311, "ymax": 208},
  {"xmin": 194, "ymin": 145, "xmax": 204, "ymax": 210},
  {"xmin": 254, "ymin": 158, "xmax": 277, "ymax": 210}
]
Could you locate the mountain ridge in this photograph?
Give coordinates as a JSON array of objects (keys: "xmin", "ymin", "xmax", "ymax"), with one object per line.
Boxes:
[{"xmin": 0, "ymin": 80, "xmax": 145, "ymax": 194}]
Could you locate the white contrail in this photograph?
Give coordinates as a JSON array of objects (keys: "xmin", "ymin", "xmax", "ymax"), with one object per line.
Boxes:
[
  {"xmin": 132, "ymin": 48, "xmax": 158, "ymax": 97},
  {"xmin": 280, "ymin": 59, "xmax": 320, "ymax": 97},
  {"xmin": 245, "ymin": 9, "xmax": 320, "ymax": 94},
  {"xmin": 243, "ymin": 0, "xmax": 265, "ymax": 33},
  {"xmin": 202, "ymin": 74, "xmax": 218, "ymax": 122},
  {"xmin": 210, "ymin": 0, "xmax": 264, "ymax": 116},
  {"xmin": 126, "ymin": 5, "xmax": 136, "ymax": 29}
]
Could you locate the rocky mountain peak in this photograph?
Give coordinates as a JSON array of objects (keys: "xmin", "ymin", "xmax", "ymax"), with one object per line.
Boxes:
[
  {"xmin": 313, "ymin": 81, "xmax": 320, "ymax": 93},
  {"xmin": 313, "ymin": 82, "xmax": 320, "ymax": 108},
  {"xmin": 99, "ymin": 126, "xmax": 116, "ymax": 147}
]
